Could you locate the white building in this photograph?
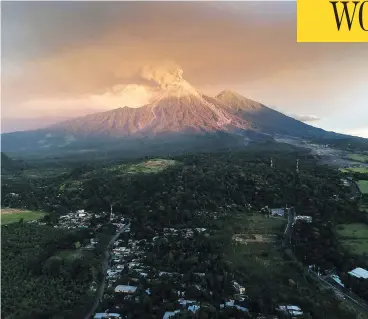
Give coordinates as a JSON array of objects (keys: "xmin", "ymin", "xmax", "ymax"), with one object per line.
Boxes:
[
  {"xmin": 270, "ymin": 208, "xmax": 285, "ymax": 217},
  {"xmin": 94, "ymin": 313, "xmax": 121, "ymax": 319},
  {"xmin": 277, "ymin": 305, "xmax": 303, "ymax": 317},
  {"xmin": 114, "ymin": 285, "xmax": 137, "ymax": 293},
  {"xmin": 232, "ymin": 281, "xmax": 246, "ymax": 295},
  {"xmin": 295, "ymin": 215, "xmax": 312, "ymax": 223},
  {"xmin": 163, "ymin": 310, "xmax": 180, "ymax": 319},
  {"xmin": 348, "ymin": 267, "xmax": 368, "ymax": 279}
]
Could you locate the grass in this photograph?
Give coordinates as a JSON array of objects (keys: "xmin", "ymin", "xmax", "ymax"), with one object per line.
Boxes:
[
  {"xmin": 348, "ymin": 153, "xmax": 368, "ymax": 163},
  {"xmin": 336, "ymin": 223, "xmax": 368, "ymax": 256},
  {"xmin": 126, "ymin": 159, "xmax": 177, "ymax": 174},
  {"xmin": 1, "ymin": 208, "xmax": 46, "ymax": 225},
  {"xmin": 340, "ymin": 167, "xmax": 368, "ymax": 174},
  {"xmin": 247, "ymin": 214, "xmax": 287, "ymax": 234},
  {"xmin": 357, "ymin": 180, "xmax": 368, "ymax": 194},
  {"xmin": 105, "ymin": 159, "xmax": 178, "ymax": 175}
]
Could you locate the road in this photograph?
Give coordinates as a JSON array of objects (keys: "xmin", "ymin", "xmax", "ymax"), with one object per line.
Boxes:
[
  {"xmin": 282, "ymin": 207, "xmax": 295, "ymax": 247},
  {"xmin": 84, "ymin": 223, "xmax": 131, "ymax": 319},
  {"xmin": 308, "ymin": 269, "xmax": 368, "ymax": 314}
]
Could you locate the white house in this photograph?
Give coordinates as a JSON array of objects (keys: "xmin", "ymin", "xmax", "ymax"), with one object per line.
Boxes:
[
  {"xmin": 163, "ymin": 310, "xmax": 180, "ymax": 319},
  {"xmin": 220, "ymin": 300, "xmax": 248, "ymax": 312},
  {"xmin": 94, "ymin": 313, "xmax": 121, "ymax": 319},
  {"xmin": 232, "ymin": 281, "xmax": 246, "ymax": 295},
  {"xmin": 277, "ymin": 305, "xmax": 303, "ymax": 317},
  {"xmin": 114, "ymin": 285, "xmax": 137, "ymax": 293},
  {"xmin": 270, "ymin": 208, "xmax": 285, "ymax": 217},
  {"xmin": 295, "ymin": 215, "xmax": 312, "ymax": 223},
  {"xmin": 348, "ymin": 267, "xmax": 368, "ymax": 279}
]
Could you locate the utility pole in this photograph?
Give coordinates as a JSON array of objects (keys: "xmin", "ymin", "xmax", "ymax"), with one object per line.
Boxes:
[
  {"xmin": 296, "ymin": 158, "xmax": 299, "ymax": 174},
  {"xmin": 110, "ymin": 204, "xmax": 113, "ymax": 222}
]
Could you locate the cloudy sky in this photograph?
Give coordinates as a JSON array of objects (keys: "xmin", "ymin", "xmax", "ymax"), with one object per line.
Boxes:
[{"xmin": 2, "ymin": 1, "xmax": 368, "ymax": 136}]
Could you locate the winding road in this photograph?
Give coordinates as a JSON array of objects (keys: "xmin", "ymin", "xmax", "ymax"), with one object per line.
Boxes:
[{"xmin": 84, "ymin": 223, "xmax": 131, "ymax": 319}]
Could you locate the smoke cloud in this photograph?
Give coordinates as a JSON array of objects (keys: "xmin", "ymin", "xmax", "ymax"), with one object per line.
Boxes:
[{"xmin": 140, "ymin": 61, "xmax": 184, "ymax": 88}]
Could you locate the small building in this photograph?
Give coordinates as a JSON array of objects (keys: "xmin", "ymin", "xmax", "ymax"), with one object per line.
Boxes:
[
  {"xmin": 270, "ymin": 208, "xmax": 285, "ymax": 217},
  {"xmin": 220, "ymin": 300, "xmax": 249, "ymax": 312},
  {"xmin": 163, "ymin": 310, "xmax": 180, "ymax": 319},
  {"xmin": 114, "ymin": 285, "xmax": 137, "ymax": 293},
  {"xmin": 330, "ymin": 274, "xmax": 345, "ymax": 287},
  {"xmin": 295, "ymin": 215, "xmax": 312, "ymax": 223},
  {"xmin": 94, "ymin": 313, "xmax": 121, "ymax": 319},
  {"xmin": 277, "ymin": 305, "xmax": 303, "ymax": 317},
  {"xmin": 232, "ymin": 281, "xmax": 246, "ymax": 295},
  {"xmin": 348, "ymin": 267, "xmax": 368, "ymax": 279}
]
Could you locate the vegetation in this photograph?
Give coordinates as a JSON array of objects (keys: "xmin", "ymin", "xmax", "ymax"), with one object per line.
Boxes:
[
  {"xmin": 348, "ymin": 153, "xmax": 368, "ymax": 163},
  {"xmin": 357, "ymin": 180, "xmax": 368, "ymax": 194},
  {"xmin": 1, "ymin": 222, "xmax": 98, "ymax": 319},
  {"xmin": 2, "ymin": 147, "xmax": 368, "ymax": 318},
  {"xmin": 336, "ymin": 223, "xmax": 368, "ymax": 256},
  {"xmin": 340, "ymin": 167, "xmax": 368, "ymax": 174},
  {"xmin": 1, "ymin": 208, "xmax": 46, "ymax": 224}
]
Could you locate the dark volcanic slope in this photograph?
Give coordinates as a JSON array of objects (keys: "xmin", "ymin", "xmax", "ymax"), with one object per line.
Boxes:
[{"xmin": 216, "ymin": 90, "xmax": 331, "ymax": 138}]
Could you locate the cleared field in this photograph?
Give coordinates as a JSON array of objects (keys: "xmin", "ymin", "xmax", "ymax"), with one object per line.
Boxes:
[
  {"xmin": 105, "ymin": 159, "xmax": 178, "ymax": 175},
  {"xmin": 247, "ymin": 214, "xmax": 287, "ymax": 234},
  {"xmin": 348, "ymin": 154, "xmax": 368, "ymax": 163},
  {"xmin": 126, "ymin": 159, "xmax": 177, "ymax": 174},
  {"xmin": 357, "ymin": 180, "xmax": 368, "ymax": 194},
  {"xmin": 1, "ymin": 208, "xmax": 46, "ymax": 224},
  {"xmin": 340, "ymin": 167, "xmax": 368, "ymax": 174},
  {"xmin": 337, "ymin": 223, "xmax": 368, "ymax": 256}
]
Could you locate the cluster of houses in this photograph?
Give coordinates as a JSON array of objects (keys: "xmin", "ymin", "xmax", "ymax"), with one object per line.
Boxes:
[
  {"xmin": 54, "ymin": 209, "xmax": 93, "ymax": 229},
  {"xmin": 160, "ymin": 227, "xmax": 207, "ymax": 239},
  {"xmin": 91, "ymin": 217, "xmax": 308, "ymax": 319}
]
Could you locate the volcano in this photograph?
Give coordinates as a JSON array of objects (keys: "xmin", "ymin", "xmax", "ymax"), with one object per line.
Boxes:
[{"xmin": 0, "ymin": 70, "xmax": 347, "ymax": 155}]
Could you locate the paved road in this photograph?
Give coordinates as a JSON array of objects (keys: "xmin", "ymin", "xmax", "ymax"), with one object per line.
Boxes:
[
  {"xmin": 84, "ymin": 223, "xmax": 131, "ymax": 319},
  {"xmin": 308, "ymin": 269, "xmax": 368, "ymax": 314},
  {"xmin": 282, "ymin": 207, "xmax": 295, "ymax": 247}
]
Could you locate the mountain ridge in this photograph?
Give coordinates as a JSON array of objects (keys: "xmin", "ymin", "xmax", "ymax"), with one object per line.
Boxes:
[{"xmin": 1, "ymin": 80, "xmax": 357, "ymax": 155}]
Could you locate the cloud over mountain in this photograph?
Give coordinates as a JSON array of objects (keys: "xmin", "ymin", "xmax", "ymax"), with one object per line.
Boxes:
[{"xmin": 293, "ymin": 114, "xmax": 320, "ymax": 122}]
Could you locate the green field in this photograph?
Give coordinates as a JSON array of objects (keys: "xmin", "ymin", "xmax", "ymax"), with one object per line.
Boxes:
[
  {"xmin": 340, "ymin": 167, "xmax": 368, "ymax": 174},
  {"xmin": 357, "ymin": 180, "xmax": 368, "ymax": 194},
  {"xmin": 336, "ymin": 223, "xmax": 368, "ymax": 256},
  {"xmin": 247, "ymin": 214, "xmax": 287, "ymax": 234},
  {"xmin": 348, "ymin": 153, "xmax": 368, "ymax": 163},
  {"xmin": 1, "ymin": 209, "xmax": 46, "ymax": 224},
  {"xmin": 105, "ymin": 159, "xmax": 178, "ymax": 175}
]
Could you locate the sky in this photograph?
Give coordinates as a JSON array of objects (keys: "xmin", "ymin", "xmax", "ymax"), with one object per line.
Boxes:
[{"xmin": 1, "ymin": 1, "xmax": 368, "ymax": 136}]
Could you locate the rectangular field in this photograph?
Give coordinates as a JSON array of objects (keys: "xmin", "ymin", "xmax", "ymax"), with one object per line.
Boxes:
[
  {"xmin": 348, "ymin": 154, "xmax": 368, "ymax": 163},
  {"xmin": 357, "ymin": 180, "xmax": 368, "ymax": 194},
  {"xmin": 336, "ymin": 223, "xmax": 368, "ymax": 256},
  {"xmin": 1, "ymin": 208, "xmax": 46, "ymax": 224},
  {"xmin": 340, "ymin": 167, "xmax": 368, "ymax": 174}
]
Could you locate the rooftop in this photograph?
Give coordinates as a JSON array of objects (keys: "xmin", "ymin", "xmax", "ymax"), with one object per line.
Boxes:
[{"xmin": 348, "ymin": 267, "xmax": 368, "ymax": 279}]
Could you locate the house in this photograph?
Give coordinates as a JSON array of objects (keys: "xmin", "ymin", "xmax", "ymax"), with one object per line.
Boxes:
[
  {"xmin": 94, "ymin": 313, "xmax": 121, "ymax": 319},
  {"xmin": 348, "ymin": 267, "xmax": 368, "ymax": 279},
  {"xmin": 295, "ymin": 215, "xmax": 312, "ymax": 223},
  {"xmin": 330, "ymin": 274, "xmax": 345, "ymax": 287},
  {"xmin": 114, "ymin": 285, "xmax": 137, "ymax": 293},
  {"xmin": 163, "ymin": 310, "xmax": 180, "ymax": 319},
  {"xmin": 270, "ymin": 208, "xmax": 285, "ymax": 217},
  {"xmin": 220, "ymin": 300, "xmax": 249, "ymax": 312},
  {"xmin": 277, "ymin": 305, "xmax": 303, "ymax": 317},
  {"xmin": 232, "ymin": 281, "xmax": 246, "ymax": 295},
  {"xmin": 188, "ymin": 305, "xmax": 200, "ymax": 313}
]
